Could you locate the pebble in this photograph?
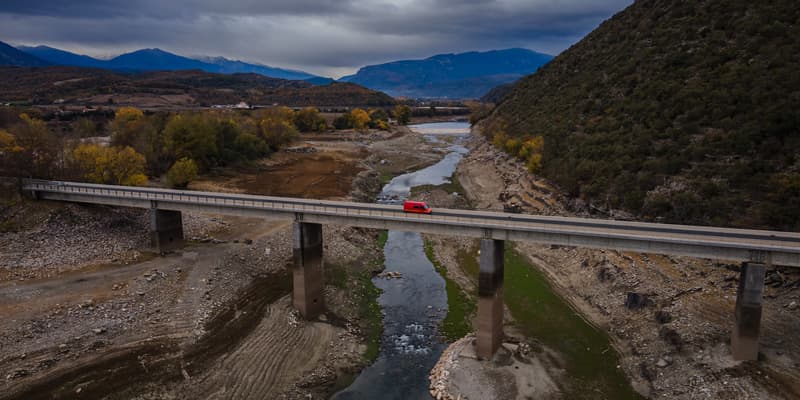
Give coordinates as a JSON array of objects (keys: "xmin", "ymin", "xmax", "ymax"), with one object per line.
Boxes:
[{"xmin": 787, "ymin": 301, "xmax": 798, "ymax": 311}]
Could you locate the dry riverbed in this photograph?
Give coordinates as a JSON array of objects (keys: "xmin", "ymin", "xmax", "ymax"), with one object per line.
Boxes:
[{"xmin": 0, "ymin": 126, "xmax": 451, "ymax": 399}]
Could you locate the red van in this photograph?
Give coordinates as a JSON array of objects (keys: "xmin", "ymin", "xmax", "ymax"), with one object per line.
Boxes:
[{"xmin": 403, "ymin": 200, "xmax": 432, "ymax": 214}]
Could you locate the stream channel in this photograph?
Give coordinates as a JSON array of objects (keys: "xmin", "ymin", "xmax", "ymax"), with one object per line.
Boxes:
[
  {"xmin": 334, "ymin": 122, "xmax": 470, "ymax": 399},
  {"xmin": 334, "ymin": 122, "xmax": 640, "ymax": 399}
]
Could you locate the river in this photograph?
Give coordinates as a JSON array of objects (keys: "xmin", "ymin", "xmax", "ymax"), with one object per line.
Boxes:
[
  {"xmin": 334, "ymin": 122, "xmax": 470, "ymax": 399},
  {"xmin": 335, "ymin": 121, "xmax": 639, "ymax": 399}
]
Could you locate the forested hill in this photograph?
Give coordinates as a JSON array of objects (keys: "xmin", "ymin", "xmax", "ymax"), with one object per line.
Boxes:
[{"xmin": 483, "ymin": 0, "xmax": 800, "ymax": 231}]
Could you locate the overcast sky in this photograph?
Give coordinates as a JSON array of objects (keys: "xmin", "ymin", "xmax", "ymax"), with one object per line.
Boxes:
[{"xmin": 0, "ymin": 0, "xmax": 632, "ymax": 78}]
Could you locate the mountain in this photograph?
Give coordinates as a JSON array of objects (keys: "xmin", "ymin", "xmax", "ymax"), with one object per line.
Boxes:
[
  {"xmin": 0, "ymin": 41, "xmax": 49, "ymax": 67},
  {"xmin": 0, "ymin": 66, "xmax": 394, "ymax": 108},
  {"xmin": 198, "ymin": 56, "xmax": 319, "ymax": 81},
  {"xmin": 482, "ymin": 0, "xmax": 800, "ymax": 231},
  {"xmin": 107, "ymin": 48, "xmax": 209, "ymax": 71},
  {"xmin": 340, "ymin": 48, "xmax": 553, "ymax": 99},
  {"xmin": 16, "ymin": 46, "xmax": 328, "ymax": 82},
  {"xmin": 17, "ymin": 45, "xmax": 106, "ymax": 68}
]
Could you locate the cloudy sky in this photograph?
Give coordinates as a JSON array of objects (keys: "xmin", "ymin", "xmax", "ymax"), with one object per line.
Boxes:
[{"xmin": 0, "ymin": 0, "xmax": 632, "ymax": 78}]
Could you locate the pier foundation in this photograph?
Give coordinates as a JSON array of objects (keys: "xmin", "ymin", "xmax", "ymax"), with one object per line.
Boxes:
[
  {"xmin": 150, "ymin": 209, "xmax": 184, "ymax": 254},
  {"xmin": 293, "ymin": 222, "xmax": 324, "ymax": 319},
  {"xmin": 477, "ymin": 239, "xmax": 504, "ymax": 360},
  {"xmin": 731, "ymin": 262, "xmax": 766, "ymax": 361}
]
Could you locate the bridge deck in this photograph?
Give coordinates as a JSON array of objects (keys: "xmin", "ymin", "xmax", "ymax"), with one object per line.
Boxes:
[{"xmin": 24, "ymin": 180, "xmax": 800, "ymax": 267}]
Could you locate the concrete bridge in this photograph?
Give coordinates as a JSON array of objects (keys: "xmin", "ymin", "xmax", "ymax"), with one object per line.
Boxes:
[{"xmin": 24, "ymin": 179, "xmax": 800, "ymax": 361}]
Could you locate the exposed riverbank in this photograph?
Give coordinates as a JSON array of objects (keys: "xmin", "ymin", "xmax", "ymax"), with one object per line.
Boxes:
[
  {"xmin": 444, "ymin": 132, "xmax": 800, "ymax": 399},
  {"xmin": 0, "ymin": 125, "xmax": 452, "ymax": 399}
]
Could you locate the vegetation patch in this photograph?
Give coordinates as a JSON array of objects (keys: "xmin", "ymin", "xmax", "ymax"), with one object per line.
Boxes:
[
  {"xmin": 326, "ymin": 233, "xmax": 386, "ymax": 363},
  {"xmin": 500, "ymin": 244, "xmax": 641, "ymax": 399},
  {"xmin": 482, "ymin": 0, "xmax": 800, "ymax": 231},
  {"xmin": 423, "ymin": 239, "xmax": 476, "ymax": 342}
]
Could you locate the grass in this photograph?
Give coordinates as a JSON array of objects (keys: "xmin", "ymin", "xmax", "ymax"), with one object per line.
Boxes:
[
  {"xmin": 423, "ymin": 239, "xmax": 476, "ymax": 342},
  {"xmin": 378, "ymin": 170, "xmax": 396, "ymax": 185},
  {"xmin": 377, "ymin": 230, "xmax": 389, "ymax": 249},
  {"xmin": 327, "ymin": 261, "xmax": 384, "ymax": 363},
  {"xmin": 500, "ymin": 244, "xmax": 642, "ymax": 399}
]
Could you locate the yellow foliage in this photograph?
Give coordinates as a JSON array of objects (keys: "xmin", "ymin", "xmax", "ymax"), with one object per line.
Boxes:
[
  {"xmin": 0, "ymin": 129, "xmax": 22, "ymax": 153},
  {"xmin": 72, "ymin": 144, "xmax": 147, "ymax": 186},
  {"xmin": 114, "ymin": 107, "xmax": 144, "ymax": 122},
  {"xmin": 351, "ymin": 108, "xmax": 371, "ymax": 130},
  {"xmin": 526, "ymin": 153, "xmax": 542, "ymax": 173},
  {"xmin": 504, "ymin": 138, "xmax": 521, "ymax": 155}
]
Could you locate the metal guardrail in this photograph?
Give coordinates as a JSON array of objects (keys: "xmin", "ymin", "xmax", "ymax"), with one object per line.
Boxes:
[{"xmin": 23, "ymin": 180, "xmax": 800, "ymax": 264}]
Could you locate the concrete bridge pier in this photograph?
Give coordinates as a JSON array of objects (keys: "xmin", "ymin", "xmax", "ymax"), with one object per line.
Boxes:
[
  {"xmin": 292, "ymin": 221, "xmax": 324, "ymax": 319},
  {"xmin": 477, "ymin": 239, "xmax": 504, "ymax": 360},
  {"xmin": 731, "ymin": 262, "xmax": 766, "ymax": 361},
  {"xmin": 150, "ymin": 208, "xmax": 184, "ymax": 254}
]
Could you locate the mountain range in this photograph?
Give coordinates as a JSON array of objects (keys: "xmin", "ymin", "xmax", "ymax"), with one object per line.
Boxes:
[
  {"xmin": 1, "ymin": 42, "xmax": 552, "ymax": 99},
  {"xmin": 340, "ymin": 48, "xmax": 553, "ymax": 99},
  {"xmin": 0, "ymin": 41, "xmax": 49, "ymax": 67},
  {"xmin": 483, "ymin": 0, "xmax": 800, "ymax": 231},
  {"xmin": 14, "ymin": 46, "xmax": 324, "ymax": 82}
]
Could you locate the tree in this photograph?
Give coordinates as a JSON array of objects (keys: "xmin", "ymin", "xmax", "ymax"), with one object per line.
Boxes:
[
  {"xmin": 258, "ymin": 107, "xmax": 298, "ymax": 150},
  {"xmin": 232, "ymin": 132, "xmax": 270, "ymax": 160},
  {"xmin": 333, "ymin": 113, "xmax": 354, "ymax": 129},
  {"xmin": 394, "ymin": 105, "xmax": 412, "ymax": 125},
  {"xmin": 72, "ymin": 117, "xmax": 98, "ymax": 138},
  {"xmin": 166, "ymin": 158, "xmax": 199, "ymax": 188},
  {"xmin": 164, "ymin": 114, "xmax": 219, "ymax": 171},
  {"xmin": 369, "ymin": 109, "xmax": 390, "ymax": 130},
  {"xmin": 110, "ymin": 107, "xmax": 145, "ymax": 147},
  {"xmin": 9, "ymin": 114, "xmax": 60, "ymax": 179},
  {"xmin": 293, "ymin": 107, "xmax": 327, "ymax": 132},
  {"xmin": 351, "ymin": 108, "xmax": 371, "ymax": 131},
  {"xmin": 72, "ymin": 144, "xmax": 147, "ymax": 186}
]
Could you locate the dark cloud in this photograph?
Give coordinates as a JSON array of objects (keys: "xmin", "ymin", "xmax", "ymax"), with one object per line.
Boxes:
[{"xmin": 0, "ymin": 0, "xmax": 632, "ymax": 77}]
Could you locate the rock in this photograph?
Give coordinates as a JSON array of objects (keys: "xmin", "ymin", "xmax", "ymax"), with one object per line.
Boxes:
[
  {"xmin": 92, "ymin": 328, "xmax": 106, "ymax": 334},
  {"xmin": 625, "ymin": 292, "xmax": 651, "ymax": 310},
  {"xmin": 656, "ymin": 358, "xmax": 669, "ymax": 368},
  {"xmin": 244, "ymin": 239, "xmax": 253, "ymax": 245},
  {"xmin": 655, "ymin": 310, "xmax": 673, "ymax": 324},
  {"xmin": 787, "ymin": 301, "xmax": 798, "ymax": 311}
]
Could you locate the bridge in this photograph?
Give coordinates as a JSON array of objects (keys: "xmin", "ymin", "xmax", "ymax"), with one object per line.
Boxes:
[{"xmin": 24, "ymin": 179, "xmax": 800, "ymax": 361}]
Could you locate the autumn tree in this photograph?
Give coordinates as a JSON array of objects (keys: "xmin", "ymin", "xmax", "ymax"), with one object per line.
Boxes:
[
  {"xmin": 369, "ymin": 109, "xmax": 390, "ymax": 130},
  {"xmin": 110, "ymin": 107, "xmax": 145, "ymax": 147},
  {"xmin": 393, "ymin": 105, "xmax": 412, "ymax": 125},
  {"xmin": 166, "ymin": 157, "xmax": 199, "ymax": 188},
  {"xmin": 293, "ymin": 107, "xmax": 328, "ymax": 132},
  {"xmin": 7, "ymin": 114, "xmax": 60, "ymax": 179},
  {"xmin": 258, "ymin": 107, "xmax": 297, "ymax": 150},
  {"xmin": 351, "ymin": 108, "xmax": 371, "ymax": 131},
  {"xmin": 72, "ymin": 144, "xmax": 147, "ymax": 186},
  {"xmin": 164, "ymin": 113, "xmax": 219, "ymax": 171}
]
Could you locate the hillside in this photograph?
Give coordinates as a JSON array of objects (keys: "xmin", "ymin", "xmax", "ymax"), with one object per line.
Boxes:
[
  {"xmin": 483, "ymin": 0, "xmax": 800, "ymax": 231},
  {"xmin": 0, "ymin": 41, "xmax": 49, "ymax": 67},
  {"xmin": 0, "ymin": 66, "xmax": 394, "ymax": 108},
  {"xmin": 18, "ymin": 46, "xmax": 324, "ymax": 82},
  {"xmin": 340, "ymin": 48, "xmax": 552, "ymax": 99}
]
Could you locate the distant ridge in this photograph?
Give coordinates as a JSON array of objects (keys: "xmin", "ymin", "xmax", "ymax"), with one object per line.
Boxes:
[
  {"xmin": 17, "ymin": 45, "xmax": 326, "ymax": 82},
  {"xmin": 0, "ymin": 41, "xmax": 49, "ymax": 67},
  {"xmin": 340, "ymin": 48, "xmax": 553, "ymax": 99}
]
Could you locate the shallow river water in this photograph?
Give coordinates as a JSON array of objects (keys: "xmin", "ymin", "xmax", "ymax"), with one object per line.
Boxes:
[{"xmin": 334, "ymin": 122, "xmax": 470, "ymax": 399}]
